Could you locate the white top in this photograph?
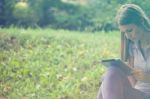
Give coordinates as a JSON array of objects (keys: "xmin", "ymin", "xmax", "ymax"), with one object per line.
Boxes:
[{"xmin": 130, "ymin": 41, "xmax": 150, "ymax": 93}]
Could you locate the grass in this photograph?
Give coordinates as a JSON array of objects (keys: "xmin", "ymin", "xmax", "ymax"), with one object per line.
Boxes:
[{"xmin": 0, "ymin": 27, "xmax": 120, "ymax": 99}]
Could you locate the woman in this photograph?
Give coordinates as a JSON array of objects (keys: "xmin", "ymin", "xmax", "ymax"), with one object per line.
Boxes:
[{"xmin": 97, "ymin": 4, "xmax": 150, "ymax": 99}]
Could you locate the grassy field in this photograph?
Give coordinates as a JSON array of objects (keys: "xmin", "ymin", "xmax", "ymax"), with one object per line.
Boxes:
[{"xmin": 0, "ymin": 28, "xmax": 120, "ymax": 99}]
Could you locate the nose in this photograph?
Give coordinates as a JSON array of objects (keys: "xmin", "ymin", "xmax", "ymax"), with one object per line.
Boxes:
[{"xmin": 125, "ymin": 33, "xmax": 133, "ymax": 40}]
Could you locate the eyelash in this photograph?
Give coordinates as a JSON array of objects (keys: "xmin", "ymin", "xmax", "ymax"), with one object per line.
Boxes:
[
  {"xmin": 126, "ymin": 29, "xmax": 133, "ymax": 33},
  {"xmin": 121, "ymin": 29, "xmax": 133, "ymax": 34}
]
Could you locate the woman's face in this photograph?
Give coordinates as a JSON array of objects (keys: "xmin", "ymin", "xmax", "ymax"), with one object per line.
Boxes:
[{"xmin": 119, "ymin": 24, "xmax": 142, "ymax": 42}]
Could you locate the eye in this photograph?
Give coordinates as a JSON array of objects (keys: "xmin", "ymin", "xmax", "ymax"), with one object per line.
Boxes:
[{"xmin": 126, "ymin": 29, "xmax": 133, "ymax": 33}]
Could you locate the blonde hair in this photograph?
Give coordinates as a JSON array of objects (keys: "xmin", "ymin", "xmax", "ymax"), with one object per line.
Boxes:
[{"xmin": 116, "ymin": 4, "xmax": 150, "ymax": 32}]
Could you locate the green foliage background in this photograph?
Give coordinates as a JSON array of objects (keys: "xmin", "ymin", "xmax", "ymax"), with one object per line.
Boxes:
[{"xmin": 1, "ymin": 0, "xmax": 150, "ymax": 31}]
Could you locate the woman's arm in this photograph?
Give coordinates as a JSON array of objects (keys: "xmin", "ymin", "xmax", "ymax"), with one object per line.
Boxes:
[
  {"xmin": 132, "ymin": 68, "xmax": 150, "ymax": 83},
  {"xmin": 128, "ymin": 75, "xmax": 137, "ymax": 86},
  {"xmin": 127, "ymin": 56, "xmax": 150, "ymax": 83}
]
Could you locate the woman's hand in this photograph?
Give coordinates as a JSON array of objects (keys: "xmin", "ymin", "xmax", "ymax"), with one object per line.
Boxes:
[{"xmin": 131, "ymin": 68, "xmax": 150, "ymax": 83}]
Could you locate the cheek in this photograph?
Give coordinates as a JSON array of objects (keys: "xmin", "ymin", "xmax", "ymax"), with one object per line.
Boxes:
[
  {"xmin": 133, "ymin": 29, "xmax": 139, "ymax": 37},
  {"xmin": 130, "ymin": 30, "xmax": 136, "ymax": 36}
]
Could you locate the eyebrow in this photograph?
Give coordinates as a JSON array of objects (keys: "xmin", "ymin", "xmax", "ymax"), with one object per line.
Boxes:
[{"xmin": 121, "ymin": 28, "xmax": 132, "ymax": 34}]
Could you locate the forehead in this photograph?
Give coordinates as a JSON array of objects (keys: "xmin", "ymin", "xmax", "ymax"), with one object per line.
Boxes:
[{"xmin": 119, "ymin": 24, "xmax": 136, "ymax": 31}]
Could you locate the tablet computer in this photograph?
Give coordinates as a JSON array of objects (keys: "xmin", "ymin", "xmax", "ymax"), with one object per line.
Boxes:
[{"xmin": 101, "ymin": 59, "xmax": 132, "ymax": 75}]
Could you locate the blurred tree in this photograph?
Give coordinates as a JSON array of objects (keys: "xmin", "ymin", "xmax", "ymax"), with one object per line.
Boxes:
[
  {"xmin": 38, "ymin": 0, "xmax": 62, "ymax": 26},
  {"xmin": 0, "ymin": 0, "xmax": 5, "ymax": 26},
  {"xmin": 2, "ymin": 0, "xmax": 17, "ymax": 26},
  {"xmin": 13, "ymin": 1, "xmax": 41, "ymax": 27},
  {"xmin": 84, "ymin": 0, "xmax": 119, "ymax": 32},
  {"xmin": 1, "ymin": 0, "xmax": 150, "ymax": 31}
]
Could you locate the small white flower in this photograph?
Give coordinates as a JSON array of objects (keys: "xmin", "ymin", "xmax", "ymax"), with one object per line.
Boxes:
[{"xmin": 73, "ymin": 67, "xmax": 77, "ymax": 72}]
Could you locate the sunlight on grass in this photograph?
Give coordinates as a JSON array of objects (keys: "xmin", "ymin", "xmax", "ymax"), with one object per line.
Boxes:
[{"xmin": 0, "ymin": 27, "xmax": 120, "ymax": 99}]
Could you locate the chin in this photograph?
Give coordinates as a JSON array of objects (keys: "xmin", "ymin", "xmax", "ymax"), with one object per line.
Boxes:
[{"xmin": 133, "ymin": 39, "xmax": 139, "ymax": 43}]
